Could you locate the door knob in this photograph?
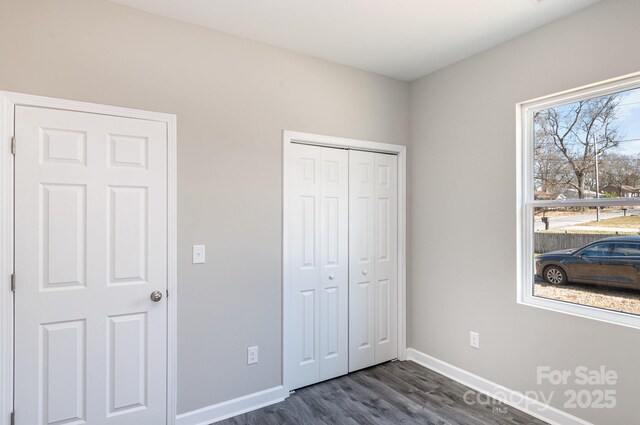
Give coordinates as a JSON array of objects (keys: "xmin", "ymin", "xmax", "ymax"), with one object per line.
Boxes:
[
  {"xmin": 362, "ymin": 269, "xmax": 368, "ymax": 275},
  {"xmin": 329, "ymin": 274, "xmax": 335, "ymax": 280},
  {"xmin": 150, "ymin": 291, "xmax": 163, "ymax": 302}
]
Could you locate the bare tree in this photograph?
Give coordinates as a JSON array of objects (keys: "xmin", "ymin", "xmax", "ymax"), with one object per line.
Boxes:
[
  {"xmin": 534, "ymin": 94, "xmax": 623, "ymax": 199},
  {"xmin": 600, "ymin": 153, "xmax": 640, "ymax": 196},
  {"xmin": 534, "ymin": 137, "xmax": 573, "ymax": 196}
]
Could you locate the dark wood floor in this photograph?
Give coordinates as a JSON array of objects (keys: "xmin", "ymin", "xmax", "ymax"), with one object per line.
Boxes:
[{"xmin": 217, "ymin": 360, "xmax": 547, "ymax": 425}]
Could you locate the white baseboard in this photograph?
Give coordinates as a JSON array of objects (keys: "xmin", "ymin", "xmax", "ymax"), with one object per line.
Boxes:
[
  {"xmin": 176, "ymin": 386, "xmax": 286, "ymax": 425},
  {"xmin": 406, "ymin": 348, "xmax": 593, "ymax": 425},
  {"xmin": 176, "ymin": 352, "xmax": 594, "ymax": 425}
]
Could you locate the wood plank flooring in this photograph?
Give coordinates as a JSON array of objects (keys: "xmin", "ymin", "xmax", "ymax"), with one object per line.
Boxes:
[{"xmin": 217, "ymin": 360, "xmax": 548, "ymax": 425}]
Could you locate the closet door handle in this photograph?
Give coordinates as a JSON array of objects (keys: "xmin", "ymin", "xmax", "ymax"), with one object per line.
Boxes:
[
  {"xmin": 362, "ymin": 269, "xmax": 368, "ymax": 276},
  {"xmin": 328, "ymin": 274, "xmax": 335, "ymax": 280}
]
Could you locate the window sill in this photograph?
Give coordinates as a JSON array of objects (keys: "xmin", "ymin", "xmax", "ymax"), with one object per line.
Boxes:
[{"xmin": 518, "ymin": 293, "xmax": 640, "ymax": 330}]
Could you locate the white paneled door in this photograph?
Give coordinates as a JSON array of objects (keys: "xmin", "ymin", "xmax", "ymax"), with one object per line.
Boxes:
[
  {"xmin": 286, "ymin": 142, "xmax": 399, "ymax": 390},
  {"xmin": 349, "ymin": 151, "xmax": 398, "ymax": 372},
  {"xmin": 14, "ymin": 106, "xmax": 168, "ymax": 425},
  {"xmin": 287, "ymin": 144, "xmax": 349, "ymax": 390}
]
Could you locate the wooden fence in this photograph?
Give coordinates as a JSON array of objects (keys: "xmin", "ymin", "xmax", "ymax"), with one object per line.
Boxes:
[{"xmin": 534, "ymin": 232, "xmax": 631, "ymax": 254}]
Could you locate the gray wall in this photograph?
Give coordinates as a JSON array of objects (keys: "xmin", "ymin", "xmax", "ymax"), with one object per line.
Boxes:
[
  {"xmin": 409, "ymin": 0, "xmax": 640, "ymax": 424},
  {"xmin": 0, "ymin": 0, "xmax": 409, "ymax": 414}
]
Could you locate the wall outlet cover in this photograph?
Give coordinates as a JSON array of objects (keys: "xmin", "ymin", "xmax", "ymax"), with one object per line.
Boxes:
[
  {"xmin": 470, "ymin": 331, "xmax": 480, "ymax": 349},
  {"xmin": 248, "ymin": 346, "xmax": 259, "ymax": 365}
]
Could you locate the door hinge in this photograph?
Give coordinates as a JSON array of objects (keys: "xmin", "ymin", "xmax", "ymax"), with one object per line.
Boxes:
[
  {"xmin": 10, "ymin": 411, "xmax": 14, "ymax": 425},
  {"xmin": 10, "ymin": 273, "xmax": 15, "ymax": 292},
  {"xmin": 10, "ymin": 136, "xmax": 15, "ymax": 155}
]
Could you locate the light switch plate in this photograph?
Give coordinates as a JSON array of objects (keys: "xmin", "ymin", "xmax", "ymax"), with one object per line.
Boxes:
[{"xmin": 192, "ymin": 245, "xmax": 205, "ymax": 264}]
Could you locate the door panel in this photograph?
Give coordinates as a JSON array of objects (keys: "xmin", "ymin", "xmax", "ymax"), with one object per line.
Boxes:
[
  {"xmin": 318, "ymin": 148, "xmax": 348, "ymax": 381},
  {"xmin": 569, "ymin": 257, "xmax": 603, "ymax": 283},
  {"xmin": 287, "ymin": 144, "xmax": 348, "ymax": 389},
  {"xmin": 597, "ymin": 258, "xmax": 640, "ymax": 288},
  {"xmin": 109, "ymin": 186, "xmax": 148, "ymax": 285},
  {"xmin": 41, "ymin": 320, "xmax": 86, "ymax": 425},
  {"xmin": 605, "ymin": 243, "xmax": 640, "ymax": 288},
  {"xmin": 107, "ymin": 313, "xmax": 147, "ymax": 416},
  {"xmin": 570, "ymin": 243, "xmax": 615, "ymax": 284},
  {"xmin": 42, "ymin": 184, "xmax": 87, "ymax": 289},
  {"xmin": 349, "ymin": 151, "xmax": 398, "ymax": 372},
  {"xmin": 321, "ymin": 287, "xmax": 339, "ymax": 359},
  {"xmin": 14, "ymin": 106, "xmax": 168, "ymax": 425},
  {"xmin": 373, "ymin": 153, "xmax": 398, "ymax": 364},
  {"xmin": 300, "ymin": 290, "xmax": 316, "ymax": 365},
  {"xmin": 356, "ymin": 281, "xmax": 373, "ymax": 347},
  {"xmin": 377, "ymin": 279, "xmax": 390, "ymax": 343},
  {"xmin": 348, "ymin": 151, "xmax": 376, "ymax": 372},
  {"xmin": 288, "ymin": 147, "xmax": 320, "ymax": 389}
]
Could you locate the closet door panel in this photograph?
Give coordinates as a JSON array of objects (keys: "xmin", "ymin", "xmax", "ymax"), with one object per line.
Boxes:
[
  {"xmin": 348, "ymin": 151, "xmax": 375, "ymax": 372},
  {"xmin": 374, "ymin": 154, "xmax": 398, "ymax": 363},
  {"xmin": 319, "ymin": 148, "xmax": 349, "ymax": 381},
  {"xmin": 349, "ymin": 151, "xmax": 398, "ymax": 372},
  {"xmin": 288, "ymin": 144, "xmax": 322, "ymax": 389},
  {"xmin": 288, "ymin": 144, "xmax": 348, "ymax": 389}
]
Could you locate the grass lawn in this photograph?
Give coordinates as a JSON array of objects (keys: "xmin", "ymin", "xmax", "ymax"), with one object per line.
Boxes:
[{"xmin": 582, "ymin": 215, "xmax": 640, "ymax": 228}]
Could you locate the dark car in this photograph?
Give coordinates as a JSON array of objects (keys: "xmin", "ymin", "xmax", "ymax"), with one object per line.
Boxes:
[{"xmin": 535, "ymin": 236, "xmax": 640, "ymax": 291}]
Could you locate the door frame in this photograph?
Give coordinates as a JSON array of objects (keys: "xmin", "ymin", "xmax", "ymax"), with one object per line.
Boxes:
[
  {"xmin": 282, "ymin": 130, "xmax": 407, "ymax": 394},
  {"xmin": 0, "ymin": 91, "xmax": 178, "ymax": 425}
]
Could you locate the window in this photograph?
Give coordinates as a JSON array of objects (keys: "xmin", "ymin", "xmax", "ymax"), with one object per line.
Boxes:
[
  {"xmin": 613, "ymin": 243, "xmax": 640, "ymax": 256},
  {"xmin": 518, "ymin": 73, "xmax": 640, "ymax": 328},
  {"xmin": 579, "ymin": 243, "xmax": 614, "ymax": 257}
]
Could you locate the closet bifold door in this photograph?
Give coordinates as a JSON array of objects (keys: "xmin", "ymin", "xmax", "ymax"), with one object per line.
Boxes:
[
  {"xmin": 349, "ymin": 151, "xmax": 398, "ymax": 372},
  {"xmin": 287, "ymin": 144, "xmax": 349, "ymax": 390}
]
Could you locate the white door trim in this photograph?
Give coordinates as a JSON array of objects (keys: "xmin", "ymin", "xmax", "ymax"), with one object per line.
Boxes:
[
  {"xmin": 282, "ymin": 130, "xmax": 407, "ymax": 394},
  {"xmin": 0, "ymin": 91, "xmax": 178, "ymax": 425}
]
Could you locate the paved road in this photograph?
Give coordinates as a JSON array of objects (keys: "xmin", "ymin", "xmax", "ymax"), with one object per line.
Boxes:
[{"xmin": 534, "ymin": 209, "xmax": 634, "ymax": 231}]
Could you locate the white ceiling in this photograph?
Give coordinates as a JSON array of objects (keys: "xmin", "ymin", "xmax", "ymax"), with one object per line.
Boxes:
[{"xmin": 109, "ymin": 0, "xmax": 600, "ymax": 81}]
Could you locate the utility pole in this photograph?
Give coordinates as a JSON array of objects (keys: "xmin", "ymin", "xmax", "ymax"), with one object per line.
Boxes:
[{"xmin": 594, "ymin": 131, "xmax": 600, "ymax": 221}]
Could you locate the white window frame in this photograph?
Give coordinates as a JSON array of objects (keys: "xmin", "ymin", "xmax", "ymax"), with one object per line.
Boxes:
[{"xmin": 516, "ymin": 71, "xmax": 640, "ymax": 330}]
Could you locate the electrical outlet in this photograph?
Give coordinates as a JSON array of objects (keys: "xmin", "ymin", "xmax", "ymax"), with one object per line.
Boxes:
[
  {"xmin": 247, "ymin": 346, "xmax": 259, "ymax": 365},
  {"xmin": 470, "ymin": 331, "xmax": 480, "ymax": 349}
]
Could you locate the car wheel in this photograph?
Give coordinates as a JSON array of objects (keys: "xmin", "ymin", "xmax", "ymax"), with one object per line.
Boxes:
[{"xmin": 544, "ymin": 266, "xmax": 567, "ymax": 285}]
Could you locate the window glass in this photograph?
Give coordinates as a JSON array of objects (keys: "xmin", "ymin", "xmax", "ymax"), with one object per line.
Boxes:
[
  {"xmin": 531, "ymin": 201, "xmax": 640, "ymax": 318},
  {"xmin": 613, "ymin": 243, "xmax": 640, "ymax": 256},
  {"xmin": 533, "ymin": 87, "xmax": 640, "ymax": 201},
  {"xmin": 525, "ymin": 77, "xmax": 640, "ymax": 325},
  {"xmin": 580, "ymin": 243, "xmax": 614, "ymax": 257}
]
